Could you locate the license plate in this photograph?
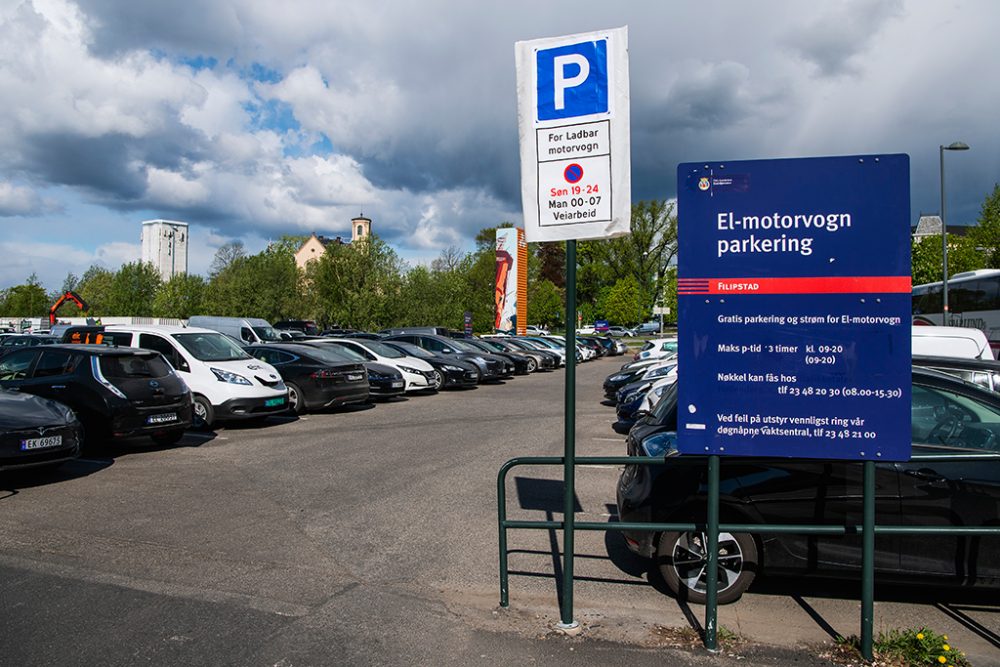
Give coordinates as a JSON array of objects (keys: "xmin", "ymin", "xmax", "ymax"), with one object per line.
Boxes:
[
  {"xmin": 265, "ymin": 397, "xmax": 285, "ymax": 407},
  {"xmin": 147, "ymin": 413, "xmax": 177, "ymax": 424},
  {"xmin": 347, "ymin": 374, "xmax": 363, "ymax": 381},
  {"xmin": 391, "ymin": 381, "xmax": 404, "ymax": 388},
  {"xmin": 21, "ymin": 435, "xmax": 62, "ymax": 450}
]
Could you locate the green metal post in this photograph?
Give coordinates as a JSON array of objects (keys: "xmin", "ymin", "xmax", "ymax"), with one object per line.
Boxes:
[
  {"xmin": 498, "ymin": 461, "xmax": 509, "ymax": 607},
  {"xmin": 704, "ymin": 454, "xmax": 720, "ymax": 652},
  {"xmin": 559, "ymin": 239, "xmax": 578, "ymax": 630},
  {"xmin": 861, "ymin": 460, "xmax": 875, "ymax": 660}
]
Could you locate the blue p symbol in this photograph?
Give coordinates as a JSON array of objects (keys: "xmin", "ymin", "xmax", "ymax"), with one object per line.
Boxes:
[{"xmin": 536, "ymin": 40, "xmax": 608, "ymax": 121}]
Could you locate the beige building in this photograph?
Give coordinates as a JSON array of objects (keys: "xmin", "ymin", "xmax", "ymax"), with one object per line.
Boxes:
[{"xmin": 294, "ymin": 215, "xmax": 372, "ymax": 271}]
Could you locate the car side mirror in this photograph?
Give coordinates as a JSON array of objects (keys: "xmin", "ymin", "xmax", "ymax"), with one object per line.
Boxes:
[{"xmin": 178, "ymin": 359, "xmax": 190, "ymax": 373}]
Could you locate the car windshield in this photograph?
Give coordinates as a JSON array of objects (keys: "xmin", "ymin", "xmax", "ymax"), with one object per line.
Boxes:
[
  {"xmin": 360, "ymin": 341, "xmax": 404, "ymax": 359},
  {"xmin": 479, "ymin": 339, "xmax": 506, "ymax": 352},
  {"xmin": 174, "ymin": 332, "xmax": 250, "ymax": 361},
  {"xmin": 449, "ymin": 339, "xmax": 481, "ymax": 353},
  {"xmin": 252, "ymin": 325, "xmax": 283, "ymax": 342},
  {"xmin": 322, "ymin": 343, "xmax": 367, "ymax": 361},
  {"xmin": 305, "ymin": 346, "xmax": 359, "ymax": 365},
  {"xmin": 100, "ymin": 354, "xmax": 173, "ymax": 379},
  {"xmin": 650, "ymin": 382, "xmax": 679, "ymax": 425},
  {"xmin": 389, "ymin": 342, "xmax": 434, "ymax": 359}
]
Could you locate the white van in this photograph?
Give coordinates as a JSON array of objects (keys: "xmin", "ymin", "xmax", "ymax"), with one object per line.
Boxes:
[
  {"xmin": 911, "ymin": 325, "xmax": 995, "ymax": 360},
  {"xmin": 187, "ymin": 316, "xmax": 283, "ymax": 345},
  {"xmin": 106, "ymin": 324, "xmax": 288, "ymax": 428}
]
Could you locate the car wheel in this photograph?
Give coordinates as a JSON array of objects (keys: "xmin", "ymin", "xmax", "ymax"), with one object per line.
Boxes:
[
  {"xmin": 192, "ymin": 395, "xmax": 215, "ymax": 430},
  {"xmin": 431, "ymin": 370, "xmax": 444, "ymax": 391},
  {"xmin": 151, "ymin": 430, "xmax": 184, "ymax": 446},
  {"xmin": 286, "ymin": 382, "xmax": 305, "ymax": 414},
  {"xmin": 657, "ymin": 530, "xmax": 757, "ymax": 605},
  {"xmin": 525, "ymin": 358, "xmax": 537, "ymax": 373}
]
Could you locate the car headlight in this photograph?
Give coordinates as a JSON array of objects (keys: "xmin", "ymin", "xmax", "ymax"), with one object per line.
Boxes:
[
  {"xmin": 609, "ymin": 374, "xmax": 627, "ymax": 382},
  {"xmin": 399, "ymin": 366, "xmax": 423, "ymax": 375},
  {"xmin": 211, "ymin": 368, "xmax": 252, "ymax": 385},
  {"xmin": 442, "ymin": 364, "xmax": 465, "ymax": 372}
]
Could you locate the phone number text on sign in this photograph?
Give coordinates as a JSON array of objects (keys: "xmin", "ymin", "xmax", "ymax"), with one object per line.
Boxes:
[{"xmin": 536, "ymin": 120, "xmax": 612, "ymax": 227}]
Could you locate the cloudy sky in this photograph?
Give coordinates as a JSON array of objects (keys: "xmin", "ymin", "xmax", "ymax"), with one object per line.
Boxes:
[{"xmin": 1, "ymin": 0, "xmax": 997, "ymax": 289}]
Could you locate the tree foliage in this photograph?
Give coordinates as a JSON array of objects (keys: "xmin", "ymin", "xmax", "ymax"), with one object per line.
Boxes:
[
  {"xmin": 106, "ymin": 262, "xmax": 162, "ymax": 316},
  {"xmin": 967, "ymin": 183, "xmax": 1000, "ymax": 268},
  {"xmin": 153, "ymin": 273, "xmax": 206, "ymax": 319}
]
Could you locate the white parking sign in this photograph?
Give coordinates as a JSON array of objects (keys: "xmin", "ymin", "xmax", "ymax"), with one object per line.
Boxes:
[{"xmin": 515, "ymin": 27, "xmax": 630, "ymax": 242}]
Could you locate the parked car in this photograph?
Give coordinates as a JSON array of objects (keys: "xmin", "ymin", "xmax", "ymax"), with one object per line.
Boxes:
[
  {"xmin": 105, "ymin": 325, "xmax": 288, "ymax": 429},
  {"xmin": 0, "ymin": 335, "xmax": 60, "ymax": 348},
  {"xmin": 0, "ymin": 344, "xmax": 191, "ymax": 446},
  {"xmin": 463, "ymin": 338, "xmax": 533, "ymax": 374},
  {"xmin": 525, "ymin": 325, "xmax": 550, "ymax": 336},
  {"xmin": 245, "ymin": 343, "xmax": 369, "ymax": 414},
  {"xmin": 636, "ymin": 320, "xmax": 661, "ymax": 335},
  {"xmin": 617, "ymin": 368, "xmax": 1000, "ymax": 605},
  {"xmin": 633, "ymin": 337, "xmax": 678, "ymax": 362},
  {"xmin": 911, "ymin": 355, "xmax": 1000, "ymax": 393},
  {"xmin": 362, "ymin": 362, "xmax": 406, "ymax": 399},
  {"xmin": 607, "ymin": 326, "xmax": 635, "ymax": 338},
  {"xmin": 312, "ymin": 338, "xmax": 437, "ymax": 392},
  {"xmin": 272, "ymin": 320, "xmax": 321, "ymax": 336},
  {"xmin": 911, "ymin": 325, "xmax": 994, "ymax": 360},
  {"xmin": 380, "ymin": 340, "xmax": 480, "ymax": 389},
  {"xmin": 515, "ymin": 337, "xmax": 566, "ymax": 366},
  {"xmin": 481, "ymin": 337, "xmax": 558, "ymax": 371},
  {"xmin": 383, "ymin": 333, "xmax": 511, "ymax": 382},
  {"xmin": 187, "ymin": 316, "xmax": 285, "ymax": 345},
  {"xmin": 0, "ymin": 388, "xmax": 83, "ymax": 471}
]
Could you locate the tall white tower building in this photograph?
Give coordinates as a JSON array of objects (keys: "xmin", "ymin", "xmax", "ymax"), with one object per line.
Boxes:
[{"xmin": 141, "ymin": 219, "xmax": 189, "ymax": 281}]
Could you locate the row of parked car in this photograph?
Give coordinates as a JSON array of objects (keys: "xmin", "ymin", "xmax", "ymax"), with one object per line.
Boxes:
[
  {"xmin": 0, "ymin": 319, "xmax": 629, "ymax": 473},
  {"xmin": 603, "ymin": 327, "xmax": 1000, "ymax": 605}
]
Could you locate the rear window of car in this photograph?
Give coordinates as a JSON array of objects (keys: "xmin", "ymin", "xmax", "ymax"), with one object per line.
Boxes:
[{"xmin": 100, "ymin": 354, "xmax": 173, "ymax": 379}]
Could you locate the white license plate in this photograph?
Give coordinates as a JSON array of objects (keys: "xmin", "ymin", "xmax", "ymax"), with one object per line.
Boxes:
[
  {"xmin": 21, "ymin": 435, "xmax": 62, "ymax": 450},
  {"xmin": 347, "ymin": 374, "xmax": 363, "ymax": 381},
  {"xmin": 147, "ymin": 413, "xmax": 177, "ymax": 424},
  {"xmin": 391, "ymin": 381, "xmax": 404, "ymax": 388}
]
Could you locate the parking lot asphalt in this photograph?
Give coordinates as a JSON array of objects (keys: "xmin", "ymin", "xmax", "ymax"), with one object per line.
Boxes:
[{"xmin": 1, "ymin": 355, "xmax": 998, "ymax": 666}]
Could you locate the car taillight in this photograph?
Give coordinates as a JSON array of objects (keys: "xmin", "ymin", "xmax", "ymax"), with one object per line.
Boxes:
[{"xmin": 310, "ymin": 369, "xmax": 337, "ymax": 379}]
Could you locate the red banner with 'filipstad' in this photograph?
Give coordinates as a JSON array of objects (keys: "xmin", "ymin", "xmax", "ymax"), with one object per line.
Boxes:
[{"xmin": 677, "ymin": 276, "xmax": 911, "ymax": 295}]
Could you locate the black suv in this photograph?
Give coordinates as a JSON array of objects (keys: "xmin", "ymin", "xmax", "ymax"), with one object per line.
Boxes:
[{"xmin": 0, "ymin": 345, "xmax": 192, "ymax": 446}]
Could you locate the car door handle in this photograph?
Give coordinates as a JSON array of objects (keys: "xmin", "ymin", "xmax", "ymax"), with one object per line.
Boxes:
[{"xmin": 905, "ymin": 468, "xmax": 947, "ymax": 483}]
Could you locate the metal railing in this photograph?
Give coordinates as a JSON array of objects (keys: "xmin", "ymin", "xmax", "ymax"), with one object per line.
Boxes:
[{"xmin": 498, "ymin": 452, "xmax": 1000, "ymax": 660}]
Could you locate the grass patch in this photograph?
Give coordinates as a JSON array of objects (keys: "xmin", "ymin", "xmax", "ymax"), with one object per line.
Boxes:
[{"xmin": 830, "ymin": 627, "xmax": 972, "ymax": 666}]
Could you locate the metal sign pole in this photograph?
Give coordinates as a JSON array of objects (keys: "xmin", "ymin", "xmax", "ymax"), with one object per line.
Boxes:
[
  {"xmin": 861, "ymin": 460, "xmax": 875, "ymax": 660},
  {"xmin": 704, "ymin": 454, "xmax": 720, "ymax": 652},
  {"xmin": 558, "ymin": 240, "xmax": 579, "ymax": 631}
]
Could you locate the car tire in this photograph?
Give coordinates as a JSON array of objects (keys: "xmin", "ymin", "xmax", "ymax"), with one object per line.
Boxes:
[
  {"xmin": 151, "ymin": 430, "xmax": 184, "ymax": 446},
  {"xmin": 286, "ymin": 382, "xmax": 305, "ymax": 414},
  {"xmin": 525, "ymin": 358, "xmax": 537, "ymax": 373},
  {"xmin": 192, "ymin": 395, "xmax": 215, "ymax": 430},
  {"xmin": 431, "ymin": 370, "xmax": 444, "ymax": 391},
  {"xmin": 656, "ymin": 530, "xmax": 758, "ymax": 605}
]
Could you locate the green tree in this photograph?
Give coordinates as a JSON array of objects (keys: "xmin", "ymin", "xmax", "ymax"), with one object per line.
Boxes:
[
  {"xmin": 204, "ymin": 247, "xmax": 302, "ymax": 321},
  {"xmin": 603, "ymin": 275, "xmax": 643, "ymax": 326},
  {"xmin": 153, "ymin": 273, "xmax": 206, "ymax": 319},
  {"xmin": 308, "ymin": 235, "xmax": 404, "ymax": 330},
  {"xmin": 911, "ymin": 235, "xmax": 980, "ymax": 286},
  {"xmin": 577, "ymin": 200, "xmax": 677, "ymax": 317},
  {"xmin": 209, "ymin": 240, "xmax": 246, "ymax": 277},
  {"xmin": 966, "ymin": 183, "xmax": 1000, "ymax": 268},
  {"xmin": 3, "ymin": 274, "xmax": 49, "ymax": 316},
  {"xmin": 105, "ymin": 262, "xmax": 162, "ymax": 316},
  {"xmin": 76, "ymin": 265, "xmax": 115, "ymax": 315},
  {"xmin": 528, "ymin": 279, "xmax": 563, "ymax": 328}
]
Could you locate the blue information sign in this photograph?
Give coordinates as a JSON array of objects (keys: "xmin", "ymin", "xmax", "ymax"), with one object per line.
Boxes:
[{"xmin": 677, "ymin": 155, "xmax": 911, "ymax": 461}]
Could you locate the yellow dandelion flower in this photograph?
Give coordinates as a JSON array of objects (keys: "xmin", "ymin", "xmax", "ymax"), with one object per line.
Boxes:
[
  {"xmin": 938, "ymin": 656, "xmax": 947, "ymax": 664},
  {"xmin": 943, "ymin": 635, "xmax": 948, "ymax": 641},
  {"xmin": 943, "ymin": 644, "xmax": 950, "ymax": 651},
  {"xmin": 917, "ymin": 633, "xmax": 925, "ymax": 640}
]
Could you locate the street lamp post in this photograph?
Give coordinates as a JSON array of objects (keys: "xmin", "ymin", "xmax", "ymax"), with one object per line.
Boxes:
[{"xmin": 940, "ymin": 141, "xmax": 970, "ymax": 323}]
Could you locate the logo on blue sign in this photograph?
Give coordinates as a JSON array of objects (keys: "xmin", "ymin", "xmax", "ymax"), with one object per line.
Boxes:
[{"xmin": 536, "ymin": 40, "xmax": 608, "ymax": 121}]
